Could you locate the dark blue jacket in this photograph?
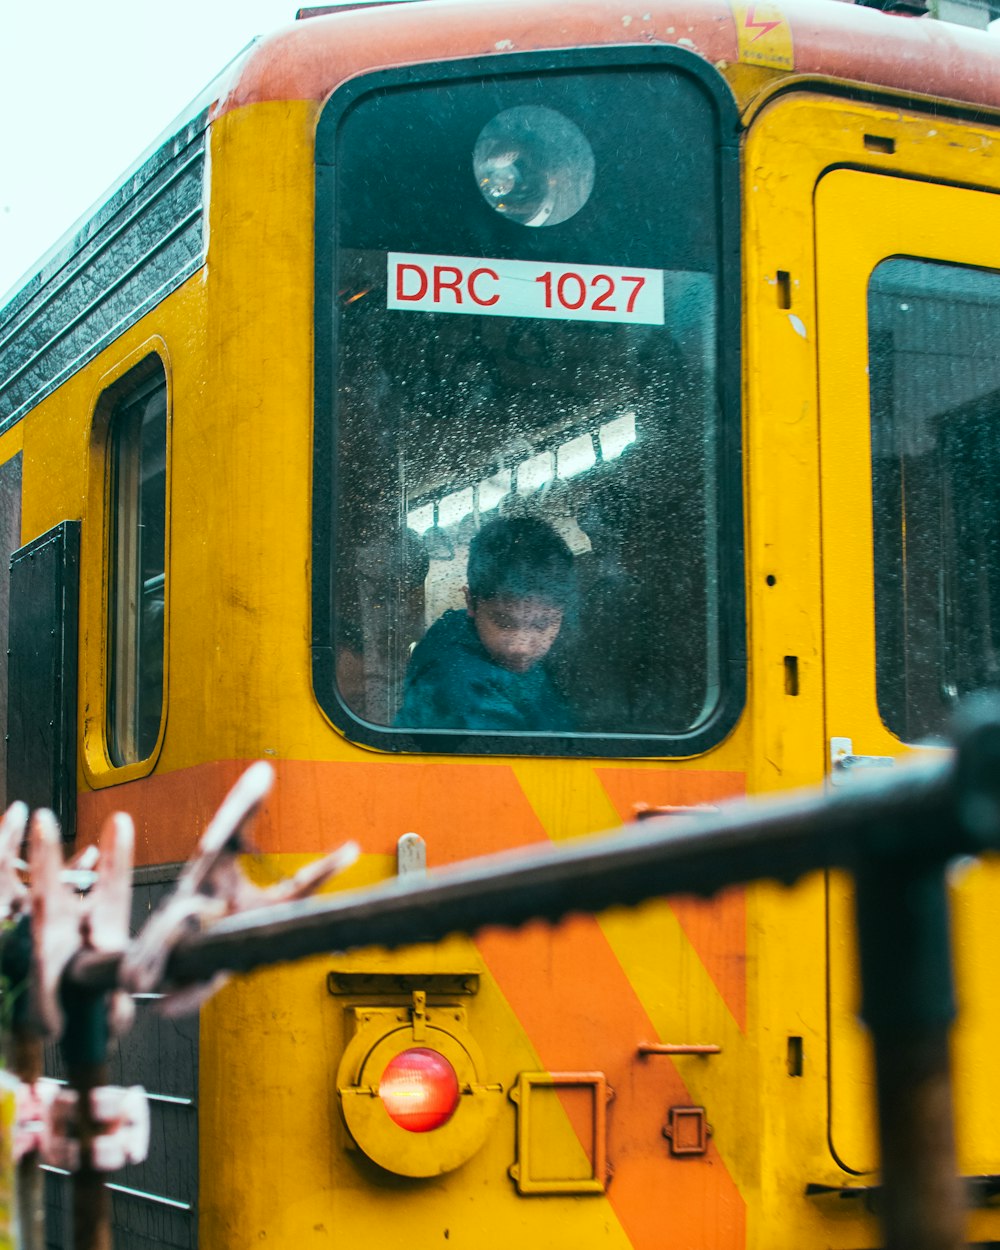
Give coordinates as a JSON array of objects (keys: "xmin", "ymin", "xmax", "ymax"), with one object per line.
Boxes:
[{"xmin": 395, "ymin": 609, "xmax": 573, "ymax": 732}]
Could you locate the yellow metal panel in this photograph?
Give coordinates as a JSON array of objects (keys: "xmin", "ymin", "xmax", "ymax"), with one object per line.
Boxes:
[
  {"xmin": 747, "ymin": 94, "xmax": 1000, "ymax": 1245},
  {"xmin": 509, "ymin": 1071, "xmax": 609, "ymax": 1194},
  {"xmin": 199, "ymin": 928, "xmax": 636, "ymax": 1247},
  {"xmin": 742, "ymin": 94, "xmax": 854, "ymax": 1248},
  {"xmin": 816, "ymin": 165, "xmax": 1000, "ymax": 1177},
  {"xmin": 0, "ymin": 429, "xmax": 23, "ymax": 466},
  {"xmin": 599, "ymin": 895, "xmax": 756, "ymax": 1177},
  {"xmin": 745, "ymin": 91, "xmax": 1000, "ymax": 1248}
]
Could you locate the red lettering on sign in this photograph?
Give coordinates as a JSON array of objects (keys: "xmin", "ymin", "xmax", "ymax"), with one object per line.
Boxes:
[
  {"xmin": 468, "ymin": 268, "xmax": 500, "ymax": 306},
  {"xmin": 391, "ymin": 255, "xmax": 657, "ymax": 321},
  {"xmin": 433, "ymin": 266, "xmax": 464, "ymax": 304},
  {"xmin": 396, "ymin": 263, "xmax": 428, "ymax": 302},
  {"xmin": 591, "ymin": 274, "xmax": 616, "ymax": 312},
  {"xmin": 557, "ymin": 272, "xmax": 586, "ymax": 310},
  {"xmin": 622, "ymin": 276, "xmax": 646, "ymax": 313},
  {"xmin": 535, "ymin": 272, "xmax": 553, "ymax": 309}
]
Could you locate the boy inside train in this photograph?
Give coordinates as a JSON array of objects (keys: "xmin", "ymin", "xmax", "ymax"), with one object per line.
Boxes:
[{"xmin": 395, "ymin": 514, "xmax": 575, "ymax": 732}]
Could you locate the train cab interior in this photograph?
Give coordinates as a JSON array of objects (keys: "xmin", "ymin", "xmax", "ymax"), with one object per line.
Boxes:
[{"xmin": 331, "ymin": 278, "xmax": 719, "ymax": 740}]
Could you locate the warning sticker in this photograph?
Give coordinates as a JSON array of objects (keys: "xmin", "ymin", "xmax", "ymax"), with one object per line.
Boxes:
[
  {"xmin": 732, "ymin": 2, "xmax": 794, "ymax": 71},
  {"xmin": 387, "ymin": 252, "xmax": 664, "ymax": 326}
]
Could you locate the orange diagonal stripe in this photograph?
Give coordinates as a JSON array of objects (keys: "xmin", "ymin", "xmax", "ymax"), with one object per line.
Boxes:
[
  {"xmin": 595, "ymin": 770, "xmax": 748, "ymax": 1032},
  {"xmin": 479, "ymin": 914, "xmax": 746, "ymax": 1250}
]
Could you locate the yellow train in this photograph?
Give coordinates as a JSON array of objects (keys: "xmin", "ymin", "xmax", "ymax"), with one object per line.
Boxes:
[{"xmin": 3, "ymin": 0, "xmax": 1000, "ymax": 1245}]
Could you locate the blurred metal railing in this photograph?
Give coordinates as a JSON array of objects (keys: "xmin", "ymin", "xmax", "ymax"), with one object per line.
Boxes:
[{"xmin": 37, "ymin": 697, "xmax": 1000, "ymax": 1249}]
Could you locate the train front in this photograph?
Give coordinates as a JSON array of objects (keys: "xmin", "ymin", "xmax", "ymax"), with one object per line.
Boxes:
[{"xmin": 192, "ymin": 4, "xmax": 759, "ymax": 1248}]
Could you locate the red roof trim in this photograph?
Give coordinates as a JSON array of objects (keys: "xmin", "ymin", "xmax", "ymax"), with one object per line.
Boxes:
[{"xmin": 210, "ymin": 0, "xmax": 1000, "ymax": 121}]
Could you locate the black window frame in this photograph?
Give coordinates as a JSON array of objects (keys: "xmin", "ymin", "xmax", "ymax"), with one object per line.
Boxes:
[{"xmin": 312, "ymin": 45, "xmax": 744, "ymax": 758}]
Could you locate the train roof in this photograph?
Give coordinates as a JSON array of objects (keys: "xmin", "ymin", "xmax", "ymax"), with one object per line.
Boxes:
[{"xmin": 213, "ymin": 0, "xmax": 1000, "ymax": 118}]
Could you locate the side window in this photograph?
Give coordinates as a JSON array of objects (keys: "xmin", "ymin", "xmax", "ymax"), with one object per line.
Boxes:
[
  {"xmin": 107, "ymin": 364, "xmax": 167, "ymax": 765},
  {"xmin": 868, "ymin": 258, "xmax": 1000, "ymax": 742}
]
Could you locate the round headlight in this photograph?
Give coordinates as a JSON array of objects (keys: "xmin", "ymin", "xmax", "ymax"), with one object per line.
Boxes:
[
  {"xmin": 472, "ymin": 105, "xmax": 595, "ymax": 228},
  {"xmin": 379, "ymin": 1047, "xmax": 461, "ymax": 1133}
]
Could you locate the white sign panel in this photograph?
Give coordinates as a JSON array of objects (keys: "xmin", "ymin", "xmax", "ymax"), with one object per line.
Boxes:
[{"xmin": 387, "ymin": 252, "xmax": 664, "ymax": 326}]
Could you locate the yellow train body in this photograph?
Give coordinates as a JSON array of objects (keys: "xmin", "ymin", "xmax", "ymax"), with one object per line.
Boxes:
[{"xmin": 3, "ymin": 1, "xmax": 1000, "ymax": 1246}]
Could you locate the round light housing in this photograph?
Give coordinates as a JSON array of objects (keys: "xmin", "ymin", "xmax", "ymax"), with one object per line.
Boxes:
[
  {"xmin": 379, "ymin": 1047, "xmax": 461, "ymax": 1133},
  {"xmin": 473, "ymin": 105, "xmax": 595, "ymax": 228},
  {"xmin": 338, "ymin": 1014, "xmax": 503, "ymax": 1175}
]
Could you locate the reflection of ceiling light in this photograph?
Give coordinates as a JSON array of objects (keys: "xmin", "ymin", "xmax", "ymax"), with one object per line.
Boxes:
[
  {"xmin": 478, "ymin": 469, "xmax": 510, "ymax": 513},
  {"xmin": 599, "ymin": 411, "xmax": 637, "ymax": 462},
  {"xmin": 473, "ymin": 105, "xmax": 595, "ymax": 228},
  {"xmin": 412, "ymin": 416, "xmax": 630, "ymax": 543},
  {"xmin": 517, "ymin": 451, "xmax": 554, "ymax": 494},
  {"xmin": 557, "ymin": 433, "xmax": 597, "ymax": 479},
  {"xmin": 438, "ymin": 487, "xmax": 473, "ymax": 528},
  {"xmin": 407, "ymin": 503, "xmax": 434, "ymax": 534}
]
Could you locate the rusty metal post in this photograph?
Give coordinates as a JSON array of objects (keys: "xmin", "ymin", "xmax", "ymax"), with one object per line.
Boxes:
[
  {"xmin": 10, "ymin": 1032, "xmax": 44, "ymax": 1250},
  {"xmin": 2, "ymin": 914, "xmax": 44, "ymax": 1250},
  {"xmin": 59, "ymin": 981, "xmax": 110, "ymax": 1250},
  {"xmin": 855, "ymin": 858, "xmax": 964, "ymax": 1250}
]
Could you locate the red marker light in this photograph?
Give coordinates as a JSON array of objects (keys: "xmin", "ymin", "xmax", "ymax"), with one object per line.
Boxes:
[{"xmin": 379, "ymin": 1048, "xmax": 461, "ymax": 1133}]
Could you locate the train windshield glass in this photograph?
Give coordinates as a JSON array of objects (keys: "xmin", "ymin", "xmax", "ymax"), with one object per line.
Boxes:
[
  {"xmin": 869, "ymin": 257, "xmax": 1000, "ymax": 743},
  {"xmin": 325, "ymin": 66, "xmax": 736, "ymax": 746}
]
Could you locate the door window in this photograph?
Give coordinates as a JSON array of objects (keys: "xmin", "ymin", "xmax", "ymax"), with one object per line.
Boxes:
[{"xmin": 869, "ymin": 259, "xmax": 1000, "ymax": 742}]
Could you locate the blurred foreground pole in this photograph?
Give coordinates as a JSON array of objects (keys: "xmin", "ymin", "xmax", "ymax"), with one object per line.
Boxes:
[
  {"xmin": 853, "ymin": 706, "xmax": 1000, "ymax": 1250},
  {"xmin": 4, "ymin": 916, "xmax": 43, "ymax": 1250},
  {"xmin": 61, "ymin": 982, "xmax": 111, "ymax": 1250},
  {"xmin": 856, "ymin": 861, "xmax": 963, "ymax": 1250},
  {"xmin": 10, "ymin": 1033, "xmax": 43, "ymax": 1250}
]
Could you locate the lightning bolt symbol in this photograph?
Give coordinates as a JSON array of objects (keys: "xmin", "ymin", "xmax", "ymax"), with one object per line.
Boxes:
[{"xmin": 744, "ymin": 5, "xmax": 782, "ymax": 41}]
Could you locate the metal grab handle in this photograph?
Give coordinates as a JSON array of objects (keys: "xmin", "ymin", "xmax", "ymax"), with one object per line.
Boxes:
[{"xmin": 637, "ymin": 1043, "xmax": 721, "ymax": 1056}]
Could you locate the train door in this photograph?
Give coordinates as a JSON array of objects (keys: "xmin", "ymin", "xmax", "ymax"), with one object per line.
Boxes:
[{"xmin": 815, "ymin": 171, "xmax": 1000, "ymax": 1193}]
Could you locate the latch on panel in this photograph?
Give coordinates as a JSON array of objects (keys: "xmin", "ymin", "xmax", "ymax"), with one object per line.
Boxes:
[
  {"xmin": 663, "ymin": 1105, "xmax": 711, "ymax": 1157},
  {"xmin": 830, "ymin": 737, "xmax": 895, "ymax": 786},
  {"xmin": 411, "ymin": 989, "xmax": 427, "ymax": 1041},
  {"xmin": 508, "ymin": 1071, "xmax": 613, "ymax": 1195}
]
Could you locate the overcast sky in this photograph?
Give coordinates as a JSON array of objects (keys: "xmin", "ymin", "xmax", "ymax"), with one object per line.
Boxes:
[{"xmin": 0, "ymin": 0, "xmax": 301, "ymax": 301}]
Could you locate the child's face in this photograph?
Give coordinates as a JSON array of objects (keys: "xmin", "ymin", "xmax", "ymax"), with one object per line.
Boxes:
[{"xmin": 466, "ymin": 593, "xmax": 563, "ymax": 673}]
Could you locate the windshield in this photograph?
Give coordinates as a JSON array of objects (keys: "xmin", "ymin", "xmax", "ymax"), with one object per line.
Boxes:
[{"xmin": 317, "ymin": 60, "xmax": 741, "ymax": 751}]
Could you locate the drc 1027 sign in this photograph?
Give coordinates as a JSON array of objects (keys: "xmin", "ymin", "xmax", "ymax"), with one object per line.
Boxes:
[{"xmin": 387, "ymin": 252, "xmax": 664, "ymax": 326}]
